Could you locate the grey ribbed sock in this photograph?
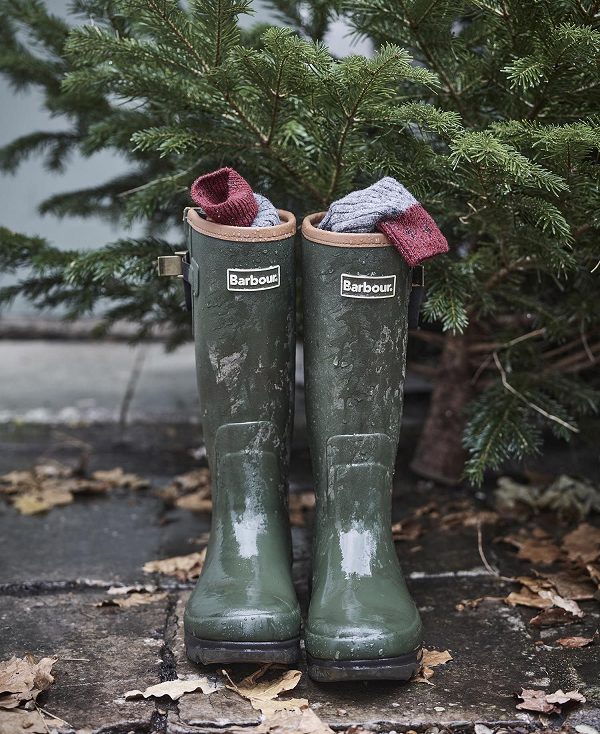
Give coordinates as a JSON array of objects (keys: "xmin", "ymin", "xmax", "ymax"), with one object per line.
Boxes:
[
  {"xmin": 319, "ymin": 177, "xmax": 417, "ymax": 233},
  {"xmin": 252, "ymin": 193, "xmax": 280, "ymax": 227}
]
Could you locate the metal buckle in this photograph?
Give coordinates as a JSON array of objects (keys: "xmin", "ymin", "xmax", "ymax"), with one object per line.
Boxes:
[
  {"xmin": 412, "ymin": 265, "xmax": 425, "ymax": 288},
  {"xmin": 157, "ymin": 254, "xmax": 184, "ymax": 278}
]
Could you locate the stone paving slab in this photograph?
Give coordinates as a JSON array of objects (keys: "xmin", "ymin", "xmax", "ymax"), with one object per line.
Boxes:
[
  {"xmin": 0, "ymin": 427, "xmax": 599, "ymax": 732},
  {"xmin": 0, "ymin": 340, "xmax": 432, "ymax": 428},
  {"xmin": 168, "ymin": 585, "xmax": 600, "ymax": 733},
  {"xmin": 0, "ymin": 590, "xmax": 167, "ymax": 731}
]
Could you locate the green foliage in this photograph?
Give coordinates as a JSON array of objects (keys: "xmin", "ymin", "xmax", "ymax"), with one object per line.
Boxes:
[{"xmin": 0, "ymin": 0, "xmax": 599, "ymax": 481}]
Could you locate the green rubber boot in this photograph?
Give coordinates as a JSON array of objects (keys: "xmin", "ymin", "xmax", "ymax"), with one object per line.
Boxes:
[
  {"xmin": 301, "ymin": 214, "xmax": 423, "ymax": 682},
  {"xmin": 170, "ymin": 208, "xmax": 300, "ymax": 665}
]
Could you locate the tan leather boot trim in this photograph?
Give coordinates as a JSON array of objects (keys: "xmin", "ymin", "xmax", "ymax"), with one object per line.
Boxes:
[
  {"xmin": 185, "ymin": 207, "xmax": 296, "ymax": 242},
  {"xmin": 302, "ymin": 212, "xmax": 392, "ymax": 248}
]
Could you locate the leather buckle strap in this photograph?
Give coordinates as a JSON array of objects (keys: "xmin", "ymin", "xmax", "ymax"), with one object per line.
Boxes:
[{"xmin": 157, "ymin": 250, "xmax": 192, "ymax": 311}]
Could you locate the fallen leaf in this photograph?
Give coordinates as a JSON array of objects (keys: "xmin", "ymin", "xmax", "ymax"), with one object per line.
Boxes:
[
  {"xmin": 413, "ymin": 648, "xmax": 451, "ymax": 684},
  {"xmin": 541, "ymin": 570, "xmax": 597, "ymax": 601},
  {"xmin": 92, "ymin": 468, "xmax": 149, "ymax": 490},
  {"xmin": 95, "ymin": 591, "xmax": 168, "ymax": 609},
  {"xmin": 124, "ymin": 677, "xmax": 219, "ymax": 700},
  {"xmin": 537, "ymin": 590, "xmax": 584, "ymax": 618},
  {"xmin": 516, "ymin": 688, "xmax": 559, "ymax": 714},
  {"xmin": 545, "ymin": 689, "xmax": 586, "ymax": 705},
  {"xmin": 0, "ymin": 471, "xmax": 33, "ymax": 494},
  {"xmin": 224, "ymin": 667, "xmax": 304, "ymax": 716},
  {"xmin": 562, "ymin": 523, "xmax": 600, "ymax": 565},
  {"xmin": 0, "ymin": 655, "xmax": 57, "ymax": 709},
  {"xmin": 143, "ymin": 549, "xmax": 206, "ymax": 582},
  {"xmin": 157, "ymin": 469, "xmax": 211, "ymax": 504},
  {"xmin": 505, "ymin": 589, "xmax": 553, "ymax": 610},
  {"xmin": 516, "ymin": 576, "xmax": 554, "ymax": 593},
  {"xmin": 529, "ymin": 608, "xmax": 579, "ymax": 627},
  {"xmin": 499, "ymin": 534, "xmax": 562, "ymax": 564},
  {"xmin": 0, "ymin": 709, "xmax": 65, "ymax": 734},
  {"xmin": 555, "ymin": 636, "xmax": 595, "ymax": 648},
  {"xmin": 413, "ymin": 501, "xmax": 440, "ymax": 518},
  {"xmin": 441, "ymin": 508, "xmax": 498, "ymax": 531},
  {"xmin": 289, "ymin": 492, "xmax": 316, "ymax": 527},
  {"xmin": 252, "ymin": 706, "xmax": 335, "ymax": 734},
  {"xmin": 106, "ymin": 584, "xmax": 158, "ymax": 595},
  {"xmin": 586, "ymin": 563, "xmax": 600, "ymax": 588},
  {"xmin": 392, "ymin": 518, "xmax": 423, "ymax": 542},
  {"xmin": 455, "ymin": 596, "xmax": 503, "ymax": 611},
  {"xmin": 1, "ymin": 461, "xmax": 150, "ymax": 515},
  {"xmin": 12, "ymin": 489, "xmax": 73, "ymax": 515},
  {"xmin": 172, "ymin": 469, "xmax": 211, "ymax": 492},
  {"xmin": 175, "ymin": 493, "xmax": 213, "ymax": 512}
]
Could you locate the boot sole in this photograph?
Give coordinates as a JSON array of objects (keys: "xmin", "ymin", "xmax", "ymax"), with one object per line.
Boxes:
[
  {"xmin": 306, "ymin": 647, "xmax": 422, "ymax": 682},
  {"xmin": 185, "ymin": 630, "xmax": 301, "ymax": 665}
]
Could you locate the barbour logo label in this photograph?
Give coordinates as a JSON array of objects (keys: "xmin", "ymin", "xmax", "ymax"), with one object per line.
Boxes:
[
  {"xmin": 227, "ymin": 265, "xmax": 280, "ymax": 292},
  {"xmin": 340, "ymin": 273, "xmax": 396, "ymax": 299}
]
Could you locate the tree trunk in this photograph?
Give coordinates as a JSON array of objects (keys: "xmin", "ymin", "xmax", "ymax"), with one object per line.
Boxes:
[{"xmin": 410, "ymin": 331, "xmax": 472, "ymax": 486}]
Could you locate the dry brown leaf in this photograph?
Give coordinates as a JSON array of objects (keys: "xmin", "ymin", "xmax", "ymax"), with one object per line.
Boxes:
[
  {"xmin": 95, "ymin": 591, "xmax": 168, "ymax": 609},
  {"xmin": 545, "ymin": 689, "xmax": 586, "ymax": 705},
  {"xmin": 562, "ymin": 523, "xmax": 600, "ymax": 565},
  {"xmin": 124, "ymin": 677, "xmax": 219, "ymax": 700},
  {"xmin": 106, "ymin": 584, "xmax": 157, "ymax": 595},
  {"xmin": 0, "ymin": 471, "xmax": 33, "ymax": 494},
  {"xmin": 392, "ymin": 518, "xmax": 423, "ymax": 542},
  {"xmin": 413, "ymin": 501, "xmax": 440, "ymax": 518},
  {"xmin": 252, "ymin": 706, "xmax": 335, "ymax": 734},
  {"xmin": 505, "ymin": 589, "xmax": 553, "ymax": 610},
  {"xmin": 143, "ymin": 549, "xmax": 206, "ymax": 581},
  {"xmin": 2, "ymin": 462, "xmax": 149, "ymax": 515},
  {"xmin": 516, "ymin": 575, "xmax": 554, "ymax": 593},
  {"xmin": 157, "ymin": 469, "xmax": 212, "ymax": 504},
  {"xmin": 413, "ymin": 648, "xmax": 452, "ymax": 684},
  {"xmin": 516, "ymin": 688, "xmax": 560, "ymax": 714},
  {"xmin": 175, "ymin": 493, "xmax": 213, "ymax": 512},
  {"xmin": 462, "ymin": 510, "xmax": 499, "ymax": 528},
  {"xmin": 224, "ymin": 667, "xmax": 316, "ymax": 719},
  {"xmin": 555, "ymin": 636, "xmax": 595, "ymax": 648},
  {"xmin": 0, "ymin": 655, "xmax": 57, "ymax": 709},
  {"xmin": 586, "ymin": 563, "xmax": 600, "ymax": 588},
  {"xmin": 498, "ymin": 534, "xmax": 562, "ymax": 564},
  {"xmin": 529, "ymin": 607, "xmax": 578, "ymax": 627},
  {"xmin": 289, "ymin": 492, "xmax": 316, "ymax": 527},
  {"xmin": 172, "ymin": 469, "xmax": 211, "ymax": 492},
  {"xmin": 455, "ymin": 596, "xmax": 503, "ymax": 611},
  {"xmin": 12, "ymin": 489, "xmax": 73, "ymax": 515},
  {"xmin": 516, "ymin": 687, "xmax": 587, "ymax": 715},
  {"xmin": 540, "ymin": 570, "xmax": 597, "ymax": 601},
  {"xmin": 537, "ymin": 589, "xmax": 584, "ymax": 618},
  {"xmin": 92, "ymin": 468, "xmax": 149, "ymax": 490},
  {"xmin": 0, "ymin": 709, "xmax": 66, "ymax": 734}
]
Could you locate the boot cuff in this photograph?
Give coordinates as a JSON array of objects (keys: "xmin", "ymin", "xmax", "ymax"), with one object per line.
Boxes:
[
  {"xmin": 185, "ymin": 208, "xmax": 296, "ymax": 242},
  {"xmin": 302, "ymin": 213, "xmax": 392, "ymax": 248}
]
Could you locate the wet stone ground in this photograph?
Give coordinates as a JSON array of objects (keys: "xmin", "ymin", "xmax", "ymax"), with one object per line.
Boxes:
[{"xmin": 0, "ymin": 421, "xmax": 599, "ymax": 734}]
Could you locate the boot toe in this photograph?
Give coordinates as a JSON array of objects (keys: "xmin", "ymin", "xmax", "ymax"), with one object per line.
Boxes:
[
  {"xmin": 305, "ymin": 608, "xmax": 422, "ymax": 661},
  {"xmin": 185, "ymin": 597, "xmax": 301, "ymax": 643}
]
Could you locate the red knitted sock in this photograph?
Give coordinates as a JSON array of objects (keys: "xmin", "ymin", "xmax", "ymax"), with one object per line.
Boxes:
[
  {"xmin": 377, "ymin": 204, "xmax": 448, "ymax": 267},
  {"xmin": 190, "ymin": 167, "xmax": 258, "ymax": 226}
]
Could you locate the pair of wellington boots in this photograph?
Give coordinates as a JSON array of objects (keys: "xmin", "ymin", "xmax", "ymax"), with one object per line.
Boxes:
[{"xmin": 169, "ymin": 206, "xmax": 422, "ymax": 682}]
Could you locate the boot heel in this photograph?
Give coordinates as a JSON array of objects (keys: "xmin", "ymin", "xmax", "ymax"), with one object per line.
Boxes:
[
  {"xmin": 306, "ymin": 647, "xmax": 422, "ymax": 683},
  {"xmin": 185, "ymin": 631, "xmax": 300, "ymax": 665}
]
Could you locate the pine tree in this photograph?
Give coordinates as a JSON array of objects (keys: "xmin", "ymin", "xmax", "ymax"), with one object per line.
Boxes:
[{"xmin": 0, "ymin": 0, "xmax": 598, "ymax": 483}]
